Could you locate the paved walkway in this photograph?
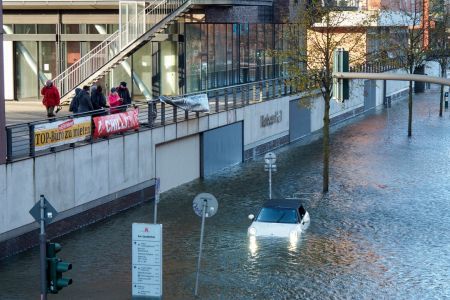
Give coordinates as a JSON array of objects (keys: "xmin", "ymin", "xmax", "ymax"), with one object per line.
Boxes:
[{"xmin": 5, "ymin": 100, "xmax": 71, "ymax": 125}]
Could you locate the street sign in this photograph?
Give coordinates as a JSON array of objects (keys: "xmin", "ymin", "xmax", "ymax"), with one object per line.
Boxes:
[
  {"xmin": 193, "ymin": 193, "xmax": 218, "ymax": 218},
  {"xmin": 192, "ymin": 193, "xmax": 219, "ymax": 296},
  {"xmin": 264, "ymin": 152, "xmax": 276, "ymax": 165},
  {"xmin": 29, "ymin": 196, "xmax": 58, "ymax": 224},
  {"xmin": 132, "ymin": 223, "xmax": 163, "ymax": 299}
]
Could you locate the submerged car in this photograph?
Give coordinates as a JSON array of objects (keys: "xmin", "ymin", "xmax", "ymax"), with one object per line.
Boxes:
[{"xmin": 247, "ymin": 199, "xmax": 310, "ymax": 240}]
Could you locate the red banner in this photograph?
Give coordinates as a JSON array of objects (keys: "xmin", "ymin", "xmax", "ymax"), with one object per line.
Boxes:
[{"xmin": 93, "ymin": 108, "xmax": 140, "ymax": 138}]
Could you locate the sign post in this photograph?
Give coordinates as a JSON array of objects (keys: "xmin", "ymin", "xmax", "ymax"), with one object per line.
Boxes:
[
  {"xmin": 264, "ymin": 152, "xmax": 277, "ymax": 200},
  {"xmin": 132, "ymin": 223, "xmax": 163, "ymax": 299},
  {"xmin": 154, "ymin": 178, "xmax": 160, "ymax": 224},
  {"xmin": 192, "ymin": 193, "xmax": 218, "ymax": 296},
  {"xmin": 29, "ymin": 195, "xmax": 58, "ymax": 300}
]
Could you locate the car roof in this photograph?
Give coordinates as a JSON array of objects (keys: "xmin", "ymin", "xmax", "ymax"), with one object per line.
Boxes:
[{"xmin": 262, "ymin": 199, "xmax": 303, "ymax": 209}]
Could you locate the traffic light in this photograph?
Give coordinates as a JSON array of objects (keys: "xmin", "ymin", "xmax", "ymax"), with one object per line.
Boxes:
[
  {"xmin": 333, "ymin": 48, "xmax": 350, "ymax": 102},
  {"xmin": 46, "ymin": 242, "xmax": 72, "ymax": 294}
]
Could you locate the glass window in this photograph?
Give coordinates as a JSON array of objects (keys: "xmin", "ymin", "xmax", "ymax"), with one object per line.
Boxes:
[
  {"xmin": 240, "ymin": 24, "xmax": 249, "ymax": 83},
  {"xmin": 3, "ymin": 25, "xmax": 13, "ymax": 35},
  {"xmin": 14, "ymin": 24, "xmax": 36, "ymax": 34},
  {"xmin": 215, "ymin": 24, "xmax": 227, "ymax": 88},
  {"xmin": 132, "ymin": 43, "xmax": 152, "ymax": 100},
  {"xmin": 37, "ymin": 24, "xmax": 56, "ymax": 34},
  {"xmin": 256, "ymin": 208, "xmax": 299, "ymax": 224},
  {"xmin": 88, "ymin": 24, "xmax": 107, "ymax": 34},
  {"xmin": 265, "ymin": 24, "xmax": 274, "ymax": 79},
  {"xmin": 186, "ymin": 24, "xmax": 202, "ymax": 93},
  {"xmin": 207, "ymin": 24, "xmax": 215, "ymax": 89},
  {"xmin": 63, "ymin": 24, "xmax": 80, "ymax": 34},
  {"xmin": 249, "ymin": 24, "xmax": 257, "ymax": 82},
  {"xmin": 39, "ymin": 42, "xmax": 56, "ymax": 86},
  {"xmin": 256, "ymin": 24, "xmax": 265, "ymax": 81},
  {"xmin": 107, "ymin": 24, "xmax": 119, "ymax": 34},
  {"xmin": 66, "ymin": 41, "xmax": 80, "ymax": 68},
  {"xmin": 15, "ymin": 41, "xmax": 38, "ymax": 99}
]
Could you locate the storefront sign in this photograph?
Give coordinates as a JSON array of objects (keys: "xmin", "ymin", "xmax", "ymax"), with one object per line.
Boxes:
[
  {"xmin": 132, "ymin": 223, "xmax": 163, "ymax": 298},
  {"xmin": 93, "ymin": 108, "xmax": 140, "ymax": 138},
  {"xmin": 34, "ymin": 116, "xmax": 92, "ymax": 151},
  {"xmin": 260, "ymin": 111, "xmax": 282, "ymax": 128}
]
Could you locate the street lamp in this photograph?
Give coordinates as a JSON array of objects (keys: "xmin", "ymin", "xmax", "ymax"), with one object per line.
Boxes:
[{"xmin": 264, "ymin": 152, "xmax": 277, "ymax": 200}]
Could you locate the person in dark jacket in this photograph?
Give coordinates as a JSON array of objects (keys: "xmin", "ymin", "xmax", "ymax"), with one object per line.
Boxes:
[
  {"xmin": 91, "ymin": 85, "xmax": 107, "ymax": 110},
  {"xmin": 116, "ymin": 81, "xmax": 132, "ymax": 105},
  {"xmin": 77, "ymin": 86, "xmax": 94, "ymax": 113},
  {"xmin": 69, "ymin": 87, "xmax": 82, "ymax": 114}
]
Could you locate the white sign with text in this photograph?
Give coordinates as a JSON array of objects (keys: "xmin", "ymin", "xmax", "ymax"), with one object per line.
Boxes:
[{"xmin": 132, "ymin": 223, "xmax": 163, "ymax": 298}]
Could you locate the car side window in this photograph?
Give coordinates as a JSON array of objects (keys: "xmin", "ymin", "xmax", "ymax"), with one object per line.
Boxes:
[{"xmin": 298, "ymin": 206, "xmax": 306, "ymax": 219}]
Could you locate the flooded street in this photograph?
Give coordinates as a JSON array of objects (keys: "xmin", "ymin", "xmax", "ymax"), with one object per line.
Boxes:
[{"xmin": 1, "ymin": 89, "xmax": 450, "ymax": 299}]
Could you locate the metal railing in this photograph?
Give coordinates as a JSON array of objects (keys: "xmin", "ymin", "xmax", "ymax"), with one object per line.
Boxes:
[
  {"xmin": 5, "ymin": 78, "xmax": 297, "ymax": 162},
  {"xmin": 53, "ymin": 0, "xmax": 189, "ymax": 99}
]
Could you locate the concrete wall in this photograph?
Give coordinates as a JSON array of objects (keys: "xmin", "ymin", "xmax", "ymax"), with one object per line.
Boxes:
[
  {"xmin": 0, "ymin": 130, "xmax": 154, "ymax": 236},
  {"xmin": 155, "ymin": 135, "xmax": 200, "ymax": 193},
  {"xmin": 243, "ymin": 96, "xmax": 291, "ymax": 151}
]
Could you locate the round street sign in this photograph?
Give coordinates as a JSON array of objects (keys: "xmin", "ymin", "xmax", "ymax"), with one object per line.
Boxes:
[
  {"xmin": 264, "ymin": 152, "xmax": 277, "ymax": 165},
  {"xmin": 193, "ymin": 193, "xmax": 218, "ymax": 218}
]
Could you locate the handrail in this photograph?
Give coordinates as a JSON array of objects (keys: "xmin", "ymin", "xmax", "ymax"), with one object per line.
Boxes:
[{"xmin": 53, "ymin": 0, "xmax": 189, "ymax": 99}]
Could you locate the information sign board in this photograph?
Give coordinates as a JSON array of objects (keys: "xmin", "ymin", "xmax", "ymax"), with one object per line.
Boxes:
[{"xmin": 132, "ymin": 223, "xmax": 162, "ymax": 298}]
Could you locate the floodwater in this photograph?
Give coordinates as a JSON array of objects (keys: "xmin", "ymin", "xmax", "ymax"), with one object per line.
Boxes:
[{"xmin": 1, "ymin": 89, "xmax": 450, "ymax": 299}]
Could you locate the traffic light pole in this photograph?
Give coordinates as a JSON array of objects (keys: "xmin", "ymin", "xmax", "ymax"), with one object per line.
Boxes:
[{"xmin": 39, "ymin": 195, "xmax": 47, "ymax": 300}]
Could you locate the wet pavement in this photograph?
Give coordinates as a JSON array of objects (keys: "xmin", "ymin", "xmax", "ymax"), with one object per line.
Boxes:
[{"xmin": 1, "ymin": 88, "xmax": 450, "ymax": 299}]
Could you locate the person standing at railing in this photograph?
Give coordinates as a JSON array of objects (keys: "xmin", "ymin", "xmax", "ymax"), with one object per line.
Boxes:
[
  {"xmin": 91, "ymin": 85, "xmax": 108, "ymax": 110},
  {"xmin": 117, "ymin": 81, "xmax": 132, "ymax": 105},
  {"xmin": 77, "ymin": 86, "xmax": 94, "ymax": 113},
  {"xmin": 108, "ymin": 87, "xmax": 123, "ymax": 114},
  {"xmin": 69, "ymin": 87, "xmax": 82, "ymax": 114},
  {"xmin": 41, "ymin": 80, "xmax": 61, "ymax": 118}
]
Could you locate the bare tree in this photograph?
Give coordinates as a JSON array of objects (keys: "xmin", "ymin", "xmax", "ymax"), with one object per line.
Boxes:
[
  {"xmin": 275, "ymin": 0, "xmax": 375, "ymax": 192},
  {"xmin": 380, "ymin": 0, "xmax": 429, "ymax": 136}
]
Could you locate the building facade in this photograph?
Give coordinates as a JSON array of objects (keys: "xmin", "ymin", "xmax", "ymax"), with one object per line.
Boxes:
[{"xmin": 2, "ymin": 0, "xmax": 299, "ymax": 101}]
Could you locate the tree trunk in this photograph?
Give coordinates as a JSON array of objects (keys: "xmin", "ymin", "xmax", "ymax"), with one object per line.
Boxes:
[
  {"xmin": 408, "ymin": 80, "xmax": 413, "ymax": 137},
  {"xmin": 440, "ymin": 63, "xmax": 446, "ymax": 117},
  {"xmin": 322, "ymin": 93, "xmax": 331, "ymax": 193}
]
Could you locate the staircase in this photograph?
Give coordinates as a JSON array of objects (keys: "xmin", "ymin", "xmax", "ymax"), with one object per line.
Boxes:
[{"xmin": 54, "ymin": 0, "xmax": 191, "ymax": 102}]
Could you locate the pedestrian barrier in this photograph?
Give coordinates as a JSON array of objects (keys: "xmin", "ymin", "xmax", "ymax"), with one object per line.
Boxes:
[{"xmin": 5, "ymin": 78, "xmax": 297, "ymax": 162}]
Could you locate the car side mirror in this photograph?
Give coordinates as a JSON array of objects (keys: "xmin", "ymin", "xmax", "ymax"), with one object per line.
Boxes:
[{"xmin": 248, "ymin": 214, "xmax": 255, "ymax": 221}]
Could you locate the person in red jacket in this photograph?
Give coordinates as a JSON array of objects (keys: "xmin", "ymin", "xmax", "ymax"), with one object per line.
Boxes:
[{"xmin": 41, "ymin": 80, "xmax": 60, "ymax": 117}]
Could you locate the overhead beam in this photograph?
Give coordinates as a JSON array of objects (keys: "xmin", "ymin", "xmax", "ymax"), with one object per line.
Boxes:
[{"xmin": 333, "ymin": 72, "xmax": 450, "ymax": 86}]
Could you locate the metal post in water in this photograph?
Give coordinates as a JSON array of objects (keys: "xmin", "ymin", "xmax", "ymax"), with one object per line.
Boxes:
[
  {"xmin": 39, "ymin": 195, "xmax": 47, "ymax": 300},
  {"xmin": 154, "ymin": 178, "xmax": 160, "ymax": 224},
  {"xmin": 194, "ymin": 200, "xmax": 207, "ymax": 296},
  {"xmin": 269, "ymin": 163, "xmax": 272, "ymax": 200},
  {"xmin": 264, "ymin": 152, "xmax": 277, "ymax": 200}
]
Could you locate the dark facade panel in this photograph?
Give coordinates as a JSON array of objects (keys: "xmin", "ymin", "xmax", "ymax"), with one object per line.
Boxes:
[
  {"xmin": 201, "ymin": 122, "xmax": 243, "ymax": 177},
  {"xmin": 204, "ymin": 5, "xmax": 273, "ymax": 23},
  {"xmin": 289, "ymin": 99, "xmax": 311, "ymax": 142},
  {"xmin": 364, "ymin": 80, "xmax": 376, "ymax": 110}
]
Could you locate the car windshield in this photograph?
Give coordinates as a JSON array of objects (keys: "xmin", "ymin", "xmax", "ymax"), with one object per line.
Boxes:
[{"xmin": 256, "ymin": 207, "xmax": 298, "ymax": 224}]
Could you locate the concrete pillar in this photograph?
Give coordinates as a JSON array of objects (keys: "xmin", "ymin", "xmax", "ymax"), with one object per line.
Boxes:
[
  {"xmin": 160, "ymin": 41, "xmax": 178, "ymax": 96},
  {"xmin": 0, "ymin": 0, "xmax": 6, "ymax": 165}
]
